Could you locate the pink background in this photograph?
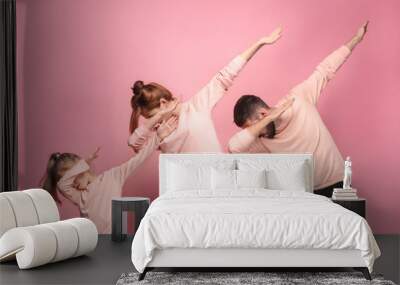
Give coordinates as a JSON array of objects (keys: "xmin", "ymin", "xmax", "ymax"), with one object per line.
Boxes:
[{"xmin": 16, "ymin": 0, "xmax": 400, "ymax": 233}]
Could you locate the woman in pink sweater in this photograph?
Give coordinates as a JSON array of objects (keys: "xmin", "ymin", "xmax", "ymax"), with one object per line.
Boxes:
[
  {"xmin": 128, "ymin": 27, "xmax": 283, "ymax": 153},
  {"xmin": 41, "ymin": 117, "xmax": 177, "ymax": 234},
  {"xmin": 228, "ymin": 22, "xmax": 368, "ymax": 196}
]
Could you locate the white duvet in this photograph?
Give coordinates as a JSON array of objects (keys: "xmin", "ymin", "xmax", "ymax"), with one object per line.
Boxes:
[{"xmin": 131, "ymin": 190, "xmax": 380, "ymax": 273}]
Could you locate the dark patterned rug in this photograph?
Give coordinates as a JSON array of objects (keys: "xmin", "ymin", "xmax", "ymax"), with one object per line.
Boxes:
[{"xmin": 116, "ymin": 271, "xmax": 396, "ymax": 285}]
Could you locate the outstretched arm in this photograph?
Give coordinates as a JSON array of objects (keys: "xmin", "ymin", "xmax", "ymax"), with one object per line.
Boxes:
[
  {"xmin": 290, "ymin": 22, "xmax": 368, "ymax": 104},
  {"xmin": 240, "ymin": 27, "xmax": 282, "ymax": 61},
  {"xmin": 115, "ymin": 116, "xmax": 179, "ymax": 186},
  {"xmin": 191, "ymin": 27, "xmax": 283, "ymax": 111},
  {"xmin": 346, "ymin": 21, "xmax": 368, "ymax": 51}
]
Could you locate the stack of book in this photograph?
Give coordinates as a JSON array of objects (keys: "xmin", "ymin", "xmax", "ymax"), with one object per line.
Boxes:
[{"xmin": 332, "ymin": 188, "xmax": 358, "ymax": 200}]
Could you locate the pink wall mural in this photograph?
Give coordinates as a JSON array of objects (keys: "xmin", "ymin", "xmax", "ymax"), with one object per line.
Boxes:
[{"xmin": 16, "ymin": 0, "xmax": 400, "ymax": 233}]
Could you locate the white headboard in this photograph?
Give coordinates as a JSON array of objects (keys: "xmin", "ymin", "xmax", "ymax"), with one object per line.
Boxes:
[{"xmin": 159, "ymin": 153, "xmax": 314, "ymax": 195}]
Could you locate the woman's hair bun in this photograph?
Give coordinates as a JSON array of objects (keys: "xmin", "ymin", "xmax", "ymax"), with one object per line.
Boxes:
[
  {"xmin": 50, "ymin": 152, "xmax": 61, "ymax": 160},
  {"xmin": 132, "ymin": 80, "xmax": 144, "ymax": 96}
]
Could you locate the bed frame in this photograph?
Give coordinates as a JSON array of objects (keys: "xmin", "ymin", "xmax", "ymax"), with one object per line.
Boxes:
[{"xmin": 139, "ymin": 153, "xmax": 371, "ymax": 280}]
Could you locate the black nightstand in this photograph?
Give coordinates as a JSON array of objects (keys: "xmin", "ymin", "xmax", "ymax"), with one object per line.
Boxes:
[
  {"xmin": 331, "ymin": 198, "xmax": 366, "ymax": 218},
  {"xmin": 111, "ymin": 197, "xmax": 150, "ymax": 242}
]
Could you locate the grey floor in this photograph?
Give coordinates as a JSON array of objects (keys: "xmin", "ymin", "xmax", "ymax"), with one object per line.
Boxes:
[{"xmin": 0, "ymin": 235, "xmax": 399, "ymax": 285}]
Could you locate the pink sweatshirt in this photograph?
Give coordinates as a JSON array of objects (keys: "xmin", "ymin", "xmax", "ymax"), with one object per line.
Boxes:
[
  {"xmin": 229, "ymin": 46, "xmax": 352, "ymax": 190},
  {"xmin": 57, "ymin": 134, "xmax": 160, "ymax": 233},
  {"xmin": 129, "ymin": 56, "xmax": 247, "ymax": 153}
]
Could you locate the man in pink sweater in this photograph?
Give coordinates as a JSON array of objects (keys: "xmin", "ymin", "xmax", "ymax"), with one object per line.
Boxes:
[{"xmin": 228, "ymin": 22, "xmax": 368, "ymax": 197}]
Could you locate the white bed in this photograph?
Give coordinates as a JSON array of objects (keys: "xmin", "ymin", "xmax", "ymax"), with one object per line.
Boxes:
[{"xmin": 131, "ymin": 153, "xmax": 380, "ymax": 280}]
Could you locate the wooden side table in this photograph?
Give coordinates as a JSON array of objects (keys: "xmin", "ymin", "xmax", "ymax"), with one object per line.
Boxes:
[
  {"xmin": 111, "ymin": 197, "xmax": 150, "ymax": 242},
  {"xmin": 331, "ymin": 198, "xmax": 366, "ymax": 218}
]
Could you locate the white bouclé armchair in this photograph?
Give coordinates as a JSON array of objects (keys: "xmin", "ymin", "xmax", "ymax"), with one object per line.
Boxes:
[{"xmin": 0, "ymin": 189, "xmax": 98, "ymax": 269}]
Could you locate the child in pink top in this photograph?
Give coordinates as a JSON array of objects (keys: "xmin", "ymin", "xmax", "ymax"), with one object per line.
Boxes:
[
  {"xmin": 41, "ymin": 117, "xmax": 177, "ymax": 233},
  {"xmin": 228, "ymin": 22, "xmax": 368, "ymax": 195},
  {"xmin": 127, "ymin": 28, "xmax": 283, "ymax": 153}
]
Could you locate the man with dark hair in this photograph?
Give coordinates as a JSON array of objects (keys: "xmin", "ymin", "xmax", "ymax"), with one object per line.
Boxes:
[
  {"xmin": 234, "ymin": 95, "xmax": 276, "ymax": 139},
  {"xmin": 228, "ymin": 22, "xmax": 368, "ymax": 197}
]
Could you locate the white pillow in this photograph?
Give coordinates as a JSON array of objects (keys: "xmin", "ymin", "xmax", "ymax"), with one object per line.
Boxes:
[
  {"xmin": 236, "ymin": 169, "xmax": 267, "ymax": 189},
  {"xmin": 166, "ymin": 159, "xmax": 236, "ymax": 192},
  {"xmin": 238, "ymin": 159, "xmax": 310, "ymax": 192},
  {"xmin": 211, "ymin": 169, "xmax": 268, "ymax": 190},
  {"xmin": 167, "ymin": 163, "xmax": 211, "ymax": 191},
  {"xmin": 166, "ymin": 159, "xmax": 236, "ymax": 170},
  {"xmin": 211, "ymin": 168, "xmax": 236, "ymax": 190},
  {"xmin": 266, "ymin": 163, "xmax": 307, "ymax": 191}
]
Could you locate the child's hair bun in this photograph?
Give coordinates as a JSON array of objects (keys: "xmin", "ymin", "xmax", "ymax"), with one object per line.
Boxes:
[{"xmin": 132, "ymin": 80, "xmax": 144, "ymax": 96}]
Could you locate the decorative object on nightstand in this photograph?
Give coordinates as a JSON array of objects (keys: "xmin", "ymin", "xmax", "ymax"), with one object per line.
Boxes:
[
  {"xmin": 343, "ymin": 156, "xmax": 352, "ymax": 190},
  {"xmin": 332, "ymin": 156, "xmax": 359, "ymax": 200},
  {"xmin": 332, "ymin": 188, "xmax": 358, "ymax": 200},
  {"xmin": 331, "ymin": 198, "xmax": 366, "ymax": 218},
  {"xmin": 112, "ymin": 197, "xmax": 150, "ymax": 242}
]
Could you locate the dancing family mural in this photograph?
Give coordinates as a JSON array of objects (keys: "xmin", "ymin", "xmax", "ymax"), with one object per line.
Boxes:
[{"xmin": 40, "ymin": 22, "xmax": 369, "ymax": 233}]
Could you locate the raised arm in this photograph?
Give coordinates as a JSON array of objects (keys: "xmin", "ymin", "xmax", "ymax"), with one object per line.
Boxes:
[
  {"xmin": 115, "ymin": 134, "xmax": 160, "ymax": 186},
  {"xmin": 240, "ymin": 27, "xmax": 282, "ymax": 61},
  {"xmin": 290, "ymin": 22, "xmax": 368, "ymax": 104},
  {"xmin": 191, "ymin": 27, "xmax": 283, "ymax": 111},
  {"xmin": 346, "ymin": 21, "xmax": 368, "ymax": 51}
]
